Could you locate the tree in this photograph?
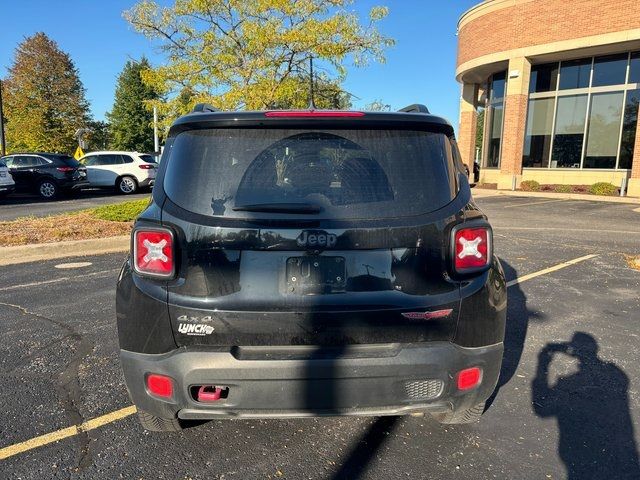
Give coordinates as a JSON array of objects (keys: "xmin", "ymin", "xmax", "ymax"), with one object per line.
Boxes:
[
  {"xmin": 86, "ymin": 120, "xmax": 112, "ymax": 151},
  {"xmin": 124, "ymin": 0, "xmax": 393, "ymax": 130},
  {"xmin": 107, "ymin": 57, "xmax": 160, "ymax": 152},
  {"xmin": 3, "ymin": 33, "xmax": 90, "ymax": 154},
  {"xmin": 363, "ymin": 99, "xmax": 390, "ymax": 111}
]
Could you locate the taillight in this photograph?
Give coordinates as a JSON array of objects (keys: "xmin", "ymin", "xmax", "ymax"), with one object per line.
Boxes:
[
  {"xmin": 138, "ymin": 164, "xmax": 154, "ymax": 169},
  {"xmin": 453, "ymin": 226, "xmax": 491, "ymax": 272},
  {"xmin": 457, "ymin": 367, "xmax": 482, "ymax": 391},
  {"xmin": 57, "ymin": 166, "xmax": 74, "ymax": 172},
  {"xmin": 264, "ymin": 110, "xmax": 365, "ymax": 118},
  {"xmin": 146, "ymin": 374, "xmax": 173, "ymax": 398},
  {"xmin": 133, "ymin": 228, "xmax": 175, "ymax": 278}
]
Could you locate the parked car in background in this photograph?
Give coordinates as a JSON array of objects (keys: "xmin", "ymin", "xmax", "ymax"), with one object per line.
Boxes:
[
  {"xmin": 0, "ymin": 153, "xmax": 88, "ymax": 199},
  {"xmin": 78, "ymin": 151, "xmax": 157, "ymax": 194},
  {"xmin": 0, "ymin": 159, "xmax": 16, "ymax": 198}
]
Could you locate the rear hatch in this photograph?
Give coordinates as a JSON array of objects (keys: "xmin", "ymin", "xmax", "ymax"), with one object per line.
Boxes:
[
  {"xmin": 159, "ymin": 121, "xmax": 464, "ymax": 347},
  {"xmin": 53, "ymin": 155, "xmax": 87, "ymax": 181}
]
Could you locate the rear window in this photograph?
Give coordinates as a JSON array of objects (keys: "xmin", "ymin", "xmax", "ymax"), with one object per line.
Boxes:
[
  {"xmin": 163, "ymin": 129, "xmax": 456, "ymax": 219},
  {"xmin": 139, "ymin": 154, "xmax": 157, "ymax": 163},
  {"xmin": 51, "ymin": 155, "xmax": 81, "ymax": 167}
]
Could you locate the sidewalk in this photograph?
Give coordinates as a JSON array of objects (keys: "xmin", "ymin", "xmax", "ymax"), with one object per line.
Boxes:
[
  {"xmin": 0, "ymin": 235, "xmax": 129, "ymax": 267},
  {"xmin": 472, "ymin": 188, "xmax": 640, "ymax": 205}
]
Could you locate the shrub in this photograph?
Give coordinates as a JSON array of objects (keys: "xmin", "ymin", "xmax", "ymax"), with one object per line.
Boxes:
[
  {"xmin": 554, "ymin": 184, "xmax": 572, "ymax": 193},
  {"xmin": 588, "ymin": 182, "xmax": 618, "ymax": 196},
  {"xmin": 520, "ymin": 180, "xmax": 540, "ymax": 192}
]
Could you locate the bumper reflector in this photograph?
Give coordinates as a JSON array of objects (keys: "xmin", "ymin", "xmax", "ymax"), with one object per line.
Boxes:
[
  {"xmin": 147, "ymin": 374, "xmax": 173, "ymax": 398},
  {"xmin": 457, "ymin": 367, "xmax": 482, "ymax": 391}
]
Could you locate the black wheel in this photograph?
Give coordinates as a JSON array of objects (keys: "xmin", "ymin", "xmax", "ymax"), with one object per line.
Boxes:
[
  {"xmin": 432, "ymin": 402, "xmax": 485, "ymax": 424},
  {"xmin": 136, "ymin": 409, "xmax": 183, "ymax": 432},
  {"xmin": 38, "ymin": 179, "xmax": 59, "ymax": 200},
  {"xmin": 117, "ymin": 175, "xmax": 138, "ymax": 194}
]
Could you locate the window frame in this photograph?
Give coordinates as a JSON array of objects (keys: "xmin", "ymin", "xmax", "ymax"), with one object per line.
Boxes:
[{"xmin": 525, "ymin": 52, "xmax": 639, "ymax": 171}]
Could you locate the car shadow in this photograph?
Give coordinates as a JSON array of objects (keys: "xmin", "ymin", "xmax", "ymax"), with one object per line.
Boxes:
[
  {"xmin": 532, "ymin": 332, "xmax": 640, "ymax": 479},
  {"xmin": 485, "ymin": 260, "xmax": 544, "ymax": 411}
]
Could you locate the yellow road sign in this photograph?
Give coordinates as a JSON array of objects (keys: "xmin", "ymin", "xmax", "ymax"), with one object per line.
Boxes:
[{"xmin": 74, "ymin": 146, "xmax": 84, "ymax": 160}]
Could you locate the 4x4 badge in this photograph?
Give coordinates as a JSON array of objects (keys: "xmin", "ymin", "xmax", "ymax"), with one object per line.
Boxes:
[{"xmin": 297, "ymin": 231, "xmax": 337, "ymax": 248}]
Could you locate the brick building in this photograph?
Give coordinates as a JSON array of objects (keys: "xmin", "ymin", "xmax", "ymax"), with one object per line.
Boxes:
[{"xmin": 456, "ymin": 0, "xmax": 640, "ymax": 197}]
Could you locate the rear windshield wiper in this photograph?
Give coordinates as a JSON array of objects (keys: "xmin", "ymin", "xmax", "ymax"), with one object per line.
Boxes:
[{"xmin": 232, "ymin": 202, "xmax": 322, "ymax": 214}]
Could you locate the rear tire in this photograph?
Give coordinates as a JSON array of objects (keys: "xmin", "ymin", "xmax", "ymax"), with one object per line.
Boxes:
[
  {"xmin": 117, "ymin": 175, "xmax": 138, "ymax": 194},
  {"xmin": 136, "ymin": 410, "xmax": 183, "ymax": 432},
  {"xmin": 432, "ymin": 402, "xmax": 485, "ymax": 424},
  {"xmin": 38, "ymin": 179, "xmax": 58, "ymax": 200}
]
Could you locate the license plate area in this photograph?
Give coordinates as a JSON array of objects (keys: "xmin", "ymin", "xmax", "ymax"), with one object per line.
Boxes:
[{"xmin": 286, "ymin": 256, "xmax": 346, "ymax": 294}]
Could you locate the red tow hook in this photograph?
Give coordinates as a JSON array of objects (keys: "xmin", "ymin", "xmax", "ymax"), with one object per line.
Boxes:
[{"xmin": 197, "ymin": 385, "xmax": 228, "ymax": 402}]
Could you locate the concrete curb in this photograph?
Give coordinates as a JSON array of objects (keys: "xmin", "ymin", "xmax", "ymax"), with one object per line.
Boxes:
[
  {"xmin": 472, "ymin": 188, "xmax": 640, "ymax": 204},
  {"xmin": 0, "ymin": 235, "xmax": 130, "ymax": 267}
]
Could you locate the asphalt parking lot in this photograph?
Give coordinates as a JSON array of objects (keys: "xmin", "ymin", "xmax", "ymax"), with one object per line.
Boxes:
[
  {"xmin": 0, "ymin": 195, "xmax": 639, "ymax": 479},
  {"xmin": 0, "ymin": 190, "xmax": 150, "ymax": 221}
]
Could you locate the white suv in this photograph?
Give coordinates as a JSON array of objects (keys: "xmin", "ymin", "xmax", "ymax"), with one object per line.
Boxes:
[
  {"xmin": 79, "ymin": 151, "xmax": 157, "ymax": 194},
  {"xmin": 0, "ymin": 158, "xmax": 16, "ymax": 198}
]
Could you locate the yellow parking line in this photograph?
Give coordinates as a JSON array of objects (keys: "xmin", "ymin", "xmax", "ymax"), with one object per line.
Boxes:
[
  {"xmin": 0, "ymin": 406, "xmax": 136, "ymax": 461},
  {"xmin": 501, "ymin": 199, "xmax": 566, "ymax": 208},
  {"xmin": 0, "ymin": 254, "xmax": 599, "ymax": 462},
  {"xmin": 506, "ymin": 253, "xmax": 598, "ymax": 288}
]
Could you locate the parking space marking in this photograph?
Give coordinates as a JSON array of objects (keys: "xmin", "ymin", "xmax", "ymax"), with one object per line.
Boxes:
[
  {"xmin": 0, "ymin": 406, "xmax": 136, "ymax": 461},
  {"xmin": 0, "ymin": 269, "xmax": 120, "ymax": 292},
  {"xmin": 506, "ymin": 253, "xmax": 598, "ymax": 288},
  {"xmin": 501, "ymin": 199, "xmax": 566, "ymax": 209},
  {"xmin": 0, "ymin": 253, "xmax": 599, "ymax": 462}
]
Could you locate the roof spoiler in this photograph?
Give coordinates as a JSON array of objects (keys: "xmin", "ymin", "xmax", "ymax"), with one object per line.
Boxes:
[
  {"xmin": 398, "ymin": 104, "xmax": 430, "ymax": 114},
  {"xmin": 191, "ymin": 103, "xmax": 220, "ymax": 113}
]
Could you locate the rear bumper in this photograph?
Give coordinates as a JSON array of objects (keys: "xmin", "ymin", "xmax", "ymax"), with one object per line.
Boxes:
[
  {"xmin": 0, "ymin": 183, "xmax": 15, "ymax": 194},
  {"xmin": 120, "ymin": 342, "xmax": 503, "ymax": 420},
  {"xmin": 60, "ymin": 179, "xmax": 90, "ymax": 190}
]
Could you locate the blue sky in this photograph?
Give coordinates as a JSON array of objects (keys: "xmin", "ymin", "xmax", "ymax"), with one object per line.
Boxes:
[{"xmin": 0, "ymin": 1, "xmax": 478, "ymax": 127}]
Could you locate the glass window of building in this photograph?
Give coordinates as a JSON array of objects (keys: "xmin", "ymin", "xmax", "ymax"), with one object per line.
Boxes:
[
  {"xmin": 485, "ymin": 72, "xmax": 506, "ymax": 168},
  {"xmin": 551, "ymin": 95, "xmax": 588, "ymax": 168},
  {"xmin": 530, "ymin": 63, "xmax": 559, "ymax": 93},
  {"xmin": 619, "ymin": 89, "xmax": 640, "ymax": 169},
  {"xmin": 523, "ymin": 97, "xmax": 555, "ymax": 167},
  {"xmin": 584, "ymin": 92, "xmax": 624, "ymax": 168},
  {"xmin": 629, "ymin": 52, "xmax": 640, "ymax": 84},
  {"xmin": 559, "ymin": 58, "xmax": 592, "ymax": 90},
  {"xmin": 592, "ymin": 54, "xmax": 628, "ymax": 87}
]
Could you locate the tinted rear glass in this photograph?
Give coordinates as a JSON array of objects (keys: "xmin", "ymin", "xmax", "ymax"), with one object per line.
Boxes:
[
  {"xmin": 163, "ymin": 129, "xmax": 456, "ymax": 219},
  {"xmin": 139, "ymin": 154, "xmax": 157, "ymax": 163},
  {"xmin": 51, "ymin": 155, "xmax": 81, "ymax": 167}
]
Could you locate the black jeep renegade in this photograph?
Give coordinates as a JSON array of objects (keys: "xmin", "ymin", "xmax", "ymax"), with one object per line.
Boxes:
[{"xmin": 116, "ymin": 104, "xmax": 507, "ymax": 431}]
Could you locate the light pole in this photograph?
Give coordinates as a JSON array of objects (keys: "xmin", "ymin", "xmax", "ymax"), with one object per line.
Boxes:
[
  {"xmin": 153, "ymin": 105, "xmax": 159, "ymax": 153},
  {"xmin": 0, "ymin": 80, "xmax": 6, "ymax": 156}
]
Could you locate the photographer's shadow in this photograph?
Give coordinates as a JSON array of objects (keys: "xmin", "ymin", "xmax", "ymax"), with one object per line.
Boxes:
[{"xmin": 532, "ymin": 332, "xmax": 640, "ymax": 479}]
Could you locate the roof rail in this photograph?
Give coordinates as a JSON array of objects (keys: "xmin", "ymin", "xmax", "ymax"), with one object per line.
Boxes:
[
  {"xmin": 192, "ymin": 103, "xmax": 220, "ymax": 113},
  {"xmin": 398, "ymin": 104, "xmax": 430, "ymax": 114}
]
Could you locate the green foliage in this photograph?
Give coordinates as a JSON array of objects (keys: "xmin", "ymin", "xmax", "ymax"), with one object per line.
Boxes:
[
  {"xmin": 588, "ymin": 182, "xmax": 618, "ymax": 196},
  {"xmin": 554, "ymin": 184, "xmax": 572, "ymax": 193},
  {"xmin": 520, "ymin": 180, "xmax": 541, "ymax": 192},
  {"xmin": 86, "ymin": 120, "xmax": 112, "ymax": 151},
  {"xmin": 124, "ymin": 0, "xmax": 394, "ymax": 132},
  {"xmin": 90, "ymin": 198, "xmax": 150, "ymax": 222},
  {"xmin": 107, "ymin": 57, "xmax": 160, "ymax": 152},
  {"xmin": 363, "ymin": 99, "xmax": 391, "ymax": 111},
  {"xmin": 3, "ymin": 33, "xmax": 91, "ymax": 154}
]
